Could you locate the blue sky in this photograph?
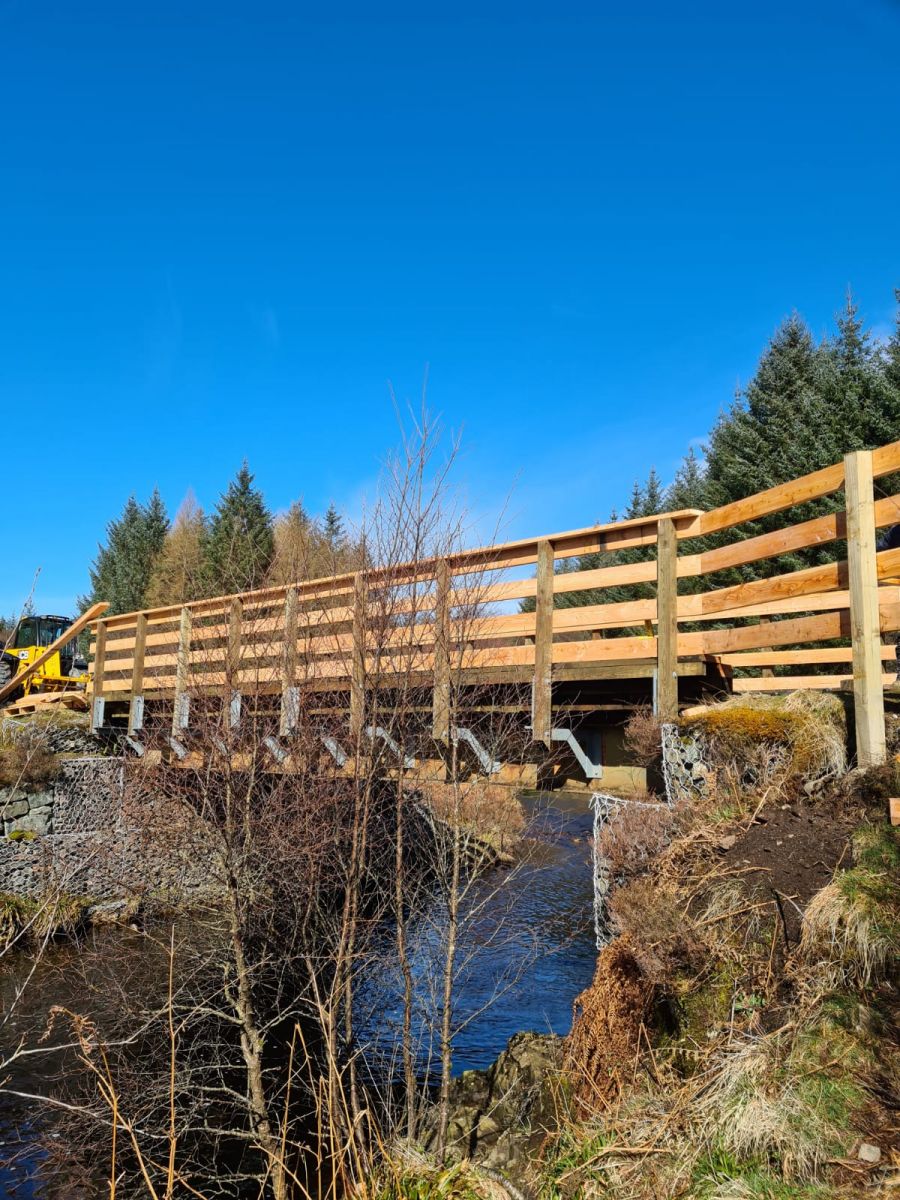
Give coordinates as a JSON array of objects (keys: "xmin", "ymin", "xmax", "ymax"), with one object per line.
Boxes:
[{"xmin": 1, "ymin": 0, "xmax": 899, "ymax": 614}]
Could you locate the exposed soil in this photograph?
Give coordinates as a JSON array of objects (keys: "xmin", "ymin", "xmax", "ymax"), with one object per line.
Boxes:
[{"xmin": 718, "ymin": 797, "xmax": 858, "ymax": 945}]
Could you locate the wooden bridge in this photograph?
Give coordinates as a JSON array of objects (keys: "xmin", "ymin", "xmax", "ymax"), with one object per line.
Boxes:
[{"xmin": 88, "ymin": 444, "xmax": 900, "ymax": 780}]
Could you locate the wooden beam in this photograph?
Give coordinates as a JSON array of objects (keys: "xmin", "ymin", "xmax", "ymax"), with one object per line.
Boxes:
[
  {"xmin": 92, "ymin": 614, "xmax": 108, "ymax": 724},
  {"xmin": 225, "ymin": 597, "xmax": 243, "ymax": 691},
  {"xmin": 432, "ymin": 559, "xmax": 451, "ymax": 741},
  {"xmin": 0, "ymin": 602, "xmax": 108, "ymax": 705},
  {"xmin": 655, "ymin": 517, "xmax": 678, "ymax": 720},
  {"xmin": 734, "ymin": 673, "xmax": 896, "ymax": 693},
  {"xmin": 694, "ymin": 440, "xmax": 900, "ymax": 538},
  {"xmin": 721, "ymin": 646, "xmax": 895, "ymax": 666},
  {"xmin": 532, "ymin": 539, "xmax": 554, "ymax": 745},
  {"xmin": 845, "ymin": 450, "xmax": 887, "ymax": 766}
]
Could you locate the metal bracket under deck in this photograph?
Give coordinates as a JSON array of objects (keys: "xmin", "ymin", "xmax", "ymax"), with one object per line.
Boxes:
[
  {"xmin": 263, "ymin": 735, "xmax": 290, "ymax": 764},
  {"xmin": 451, "ymin": 726, "xmax": 501, "ymax": 775},
  {"xmin": 279, "ymin": 687, "xmax": 301, "ymax": 737},
  {"xmin": 366, "ymin": 725, "xmax": 417, "ymax": 770},
  {"xmin": 321, "ymin": 734, "xmax": 349, "ymax": 767},
  {"xmin": 168, "ymin": 737, "xmax": 188, "ymax": 760},
  {"xmin": 551, "ymin": 727, "xmax": 603, "ymax": 780}
]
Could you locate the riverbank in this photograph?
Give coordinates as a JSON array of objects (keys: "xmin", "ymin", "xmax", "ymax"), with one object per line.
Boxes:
[{"xmin": 375, "ymin": 696, "xmax": 899, "ymax": 1200}]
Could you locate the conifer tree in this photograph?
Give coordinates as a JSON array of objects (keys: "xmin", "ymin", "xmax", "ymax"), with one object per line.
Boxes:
[
  {"xmin": 666, "ymin": 448, "xmax": 707, "ymax": 510},
  {"xmin": 84, "ymin": 493, "xmax": 170, "ymax": 614},
  {"xmin": 204, "ymin": 464, "xmax": 275, "ymax": 594},
  {"xmin": 146, "ymin": 491, "xmax": 208, "ymax": 606},
  {"xmin": 323, "ymin": 503, "xmax": 345, "ymax": 551}
]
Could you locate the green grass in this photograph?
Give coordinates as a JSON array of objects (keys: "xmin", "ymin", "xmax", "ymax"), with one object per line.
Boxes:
[
  {"xmin": 540, "ymin": 1126, "xmax": 612, "ymax": 1200},
  {"xmin": 0, "ymin": 890, "xmax": 93, "ymax": 946},
  {"xmin": 690, "ymin": 1148, "xmax": 833, "ymax": 1198},
  {"xmin": 371, "ymin": 1163, "xmax": 484, "ymax": 1200}
]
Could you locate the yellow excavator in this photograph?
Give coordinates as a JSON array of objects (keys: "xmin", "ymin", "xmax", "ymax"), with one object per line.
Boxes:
[{"xmin": 0, "ymin": 605, "xmax": 106, "ymax": 706}]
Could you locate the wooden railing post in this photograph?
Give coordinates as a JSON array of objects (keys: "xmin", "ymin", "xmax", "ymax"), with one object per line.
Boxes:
[
  {"xmin": 532, "ymin": 539, "xmax": 554, "ymax": 745},
  {"xmin": 845, "ymin": 450, "xmax": 886, "ymax": 765},
  {"xmin": 432, "ymin": 560, "xmax": 451, "ymax": 742},
  {"xmin": 350, "ymin": 572, "xmax": 367, "ymax": 740},
  {"xmin": 280, "ymin": 586, "xmax": 300, "ymax": 736},
  {"xmin": 655, "ymin": 517, "xmax": 678, "ymax": 721},
  {"xmin": 91, "ymin": 619, "xmax": 107, "ymax": 731},
  {"xmin": 224, "ymin": 598, "xmax": 243, "ymax": 729},
  {"xmin": 128, "ymin": 613, "xmax": 147, "ymax": 735},
  {"xmin": 172, "ymin": 606, "xmax": 192, "ymax": 736}
]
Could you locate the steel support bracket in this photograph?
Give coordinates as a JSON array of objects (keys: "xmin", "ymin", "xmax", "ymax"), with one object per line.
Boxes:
[
  {"xmin": 551, "ymin": 727, "xmax": 603, "ymax": 780},
  {"xmin": 451, "ymin": 726, "xmax": 501, "ymax": 775},
  {"xmin": 365, "ymin": 725, "xmax": 416, "ymax": 770}
]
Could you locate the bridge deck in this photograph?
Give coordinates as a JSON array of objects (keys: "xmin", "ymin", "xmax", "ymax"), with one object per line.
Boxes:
[{"xmin": 88, "ymin": 442, "xmax": 900, "ymax": 772}]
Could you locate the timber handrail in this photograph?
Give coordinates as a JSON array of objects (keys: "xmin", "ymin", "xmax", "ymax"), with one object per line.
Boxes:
[{"xmin": 84, "ymin": 440, "xmax": 900, "ymax": 767}]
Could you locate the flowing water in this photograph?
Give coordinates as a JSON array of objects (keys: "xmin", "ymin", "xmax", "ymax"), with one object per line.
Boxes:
[
  {"xmin": 0, "ymin": 790, "xmax": 598, "ymax": 1196},
  {"xmin": 354, "ymin": 789, "xmax": 598, "ymax": 1077}
]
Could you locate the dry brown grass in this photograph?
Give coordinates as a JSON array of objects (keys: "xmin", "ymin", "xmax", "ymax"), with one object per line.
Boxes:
[
  {"xmin": 681, "ymin": 692, "xmax": 846, "ymax": 796},
  {"xmin": 623, "ymin": 706, "xmax": 664, "ymax": 767},
  {"xmin": 420, "ymin": 779, "xmax": 525, "ymax": 846},
  {"xmin": 0, "ymin": 731, "xmax": 60, "ymax": 789},
  {"xmin": 596, "ymin": 799, "xmax": 675, "ymax": 879},
  {"xmin": 564, "ymin": 935, "xmax": 654, "ymax": 1111}
]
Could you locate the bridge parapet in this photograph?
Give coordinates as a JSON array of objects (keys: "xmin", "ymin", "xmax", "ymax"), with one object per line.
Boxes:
[{"xmin": 88, "ymin": 443, "xmax": 900, "ymax": 769}]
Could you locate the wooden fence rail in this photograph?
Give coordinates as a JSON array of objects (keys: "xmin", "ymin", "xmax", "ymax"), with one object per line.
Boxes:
[{"xmin": 89, "ymin": 442, "xmax": 900, "ymax": 765}]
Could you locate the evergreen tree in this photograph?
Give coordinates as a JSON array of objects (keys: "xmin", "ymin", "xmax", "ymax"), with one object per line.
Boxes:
[
  {"xmin": 666, "ymin": 448, "xmax": 707, "ymax": 510},
  {"xmin": 84, "ymin": 493, "xmax": 170, "ymax": 614},
  {"xmin": 146, "ymin": 491, "xmax": 208, "ymax": 606},
  {"xmin": 704, "ymin": 315, "xmax": 822, "ymax": 510},
  {"xmin": 524, "ymin": 290, "xmax": 900, "ymax": 621},
  {"xmin": 323, "ymin": 503, "xmax": 345, "ymax": 550},
  {"xmin": 144, "ymin": 488, "xmax": 169, "ymax": 564},
  {"xmin": 204, "ymin": 464, "xmax": 275, "ymax": 594}
]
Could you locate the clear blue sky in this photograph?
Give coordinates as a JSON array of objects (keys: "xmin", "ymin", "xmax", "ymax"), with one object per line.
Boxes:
[{"xmin": 1, "ymin": 1, "xmax": 898, "ymax": 614}]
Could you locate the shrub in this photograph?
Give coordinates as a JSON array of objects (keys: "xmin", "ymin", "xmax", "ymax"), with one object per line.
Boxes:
[
  {"xmin": 623, "ymin": 706, "xmax": 664, "ymax": 766},
  {"xmin": 595, "ymin": 799, "xmax": 674, "ymax": 879},
  {"xmin": 609, "ymin": 878, "xmax": 697, "ymax": 982},
  {"xmin": 0, "ymin": 726, "xmax": 60, "ymax": 789},
  {"xmin": 681, "ymin": 693, "xmax": 846, "ymax": 792}
]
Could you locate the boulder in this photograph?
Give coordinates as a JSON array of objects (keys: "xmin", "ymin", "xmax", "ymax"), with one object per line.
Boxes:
[{"xmin": 424, "ymin": 1032, "xmax": 563, "ymax": 1179}]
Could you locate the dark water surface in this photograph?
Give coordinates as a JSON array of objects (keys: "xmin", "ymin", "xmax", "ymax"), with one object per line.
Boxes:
[
  {"xmin": 1, "ymin": 791, "xmax": 598, "ymax": 1195},
  {"xmin": 354, "ymin": 790, "xmax": 598, "ymax": 1076}
]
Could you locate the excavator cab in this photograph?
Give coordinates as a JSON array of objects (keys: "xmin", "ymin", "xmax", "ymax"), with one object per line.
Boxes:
[{"xmin": 0, "ymin": 614, "xmax": 89, "ymax": 697}]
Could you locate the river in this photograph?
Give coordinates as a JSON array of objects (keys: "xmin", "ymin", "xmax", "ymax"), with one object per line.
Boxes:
[{"xmin": 0, "ymin": 790, "xmax": 598, "ymax": 1196}]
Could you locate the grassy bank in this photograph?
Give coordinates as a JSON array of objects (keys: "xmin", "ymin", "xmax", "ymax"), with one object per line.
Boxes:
[{"xmin": 370, "ymin": 696, "xmax": 899, "ymax": 1199}]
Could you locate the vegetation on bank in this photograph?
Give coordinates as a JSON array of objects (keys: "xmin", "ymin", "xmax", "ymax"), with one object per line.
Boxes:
[
  {"xmin": 377, "ymin": 698, "xmax": 898, "ymax": 1200},
  {"xmin": 0, "ymin": 719, "xmax": 61, "ymax": 788}
]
